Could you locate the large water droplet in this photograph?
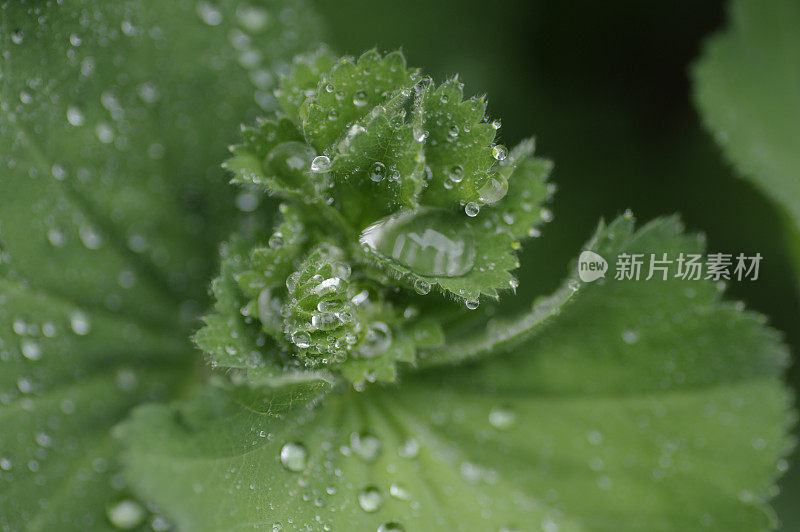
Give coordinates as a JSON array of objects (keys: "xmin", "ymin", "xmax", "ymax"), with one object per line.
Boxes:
[
  {"xmin": 280, "ymin": 442, "xmax": 307, "ymax": 472},
  {"xmin": 360, "ymin": 208, "xmax": 476, "ymax": 277},
  {"xmin": 477, "ymin": 174, "xmax": 508, "ymax": 204},
  {"xmin": 310, "ymin": 155, "xmax": 331, "ymax": 173},
  {"xmin": 357, "ymin": 322, "xmax": 391, "ymax": 358},
  {"xmin": 266, "ymin": 142, "xmax": 315, "ymax": 185},
  {"xmin": 358, "ymin": 487, "xmax": 383, "ymax": 512},
  {"xmin": 106, "ymin": 499, "xmax": 145, "ymax": 530}
]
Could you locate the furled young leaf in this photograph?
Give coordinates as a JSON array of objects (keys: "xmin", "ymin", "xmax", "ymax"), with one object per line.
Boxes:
[
  {"xmin": 693, "ymin": 0, "xmax": 800, "ymax": 232},
  {"xmin": 120, "ymin": 216, "xmax": 794, "ymax": 531},
  {"xmin": 228, "ymin": 49, "xmax": 549, "ymax": 304},
  {"xmin": 0, "ymin": 0, "xmax": 321, "ymax": 528}
]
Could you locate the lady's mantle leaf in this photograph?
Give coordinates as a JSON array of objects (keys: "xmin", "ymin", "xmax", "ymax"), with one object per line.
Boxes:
[
  {"xmin": 0, "ymin": 0, "xmax": 321, "ymax": 528},
  {"xmin": 120, "ymin": 216, "xmax": 795, "ymax": 531},
  {"xmin": 693, "ymin": 0, "xmax": 800, "ymax": 232}
]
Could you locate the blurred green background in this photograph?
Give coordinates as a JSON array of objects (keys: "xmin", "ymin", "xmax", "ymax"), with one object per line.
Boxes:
[{"xmin": 312, "ymin": 0, "xmax": 800, "ymax": 527}]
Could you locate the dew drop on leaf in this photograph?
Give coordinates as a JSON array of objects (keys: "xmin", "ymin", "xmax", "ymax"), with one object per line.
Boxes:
[
  {"xmin": 477, "ymin": 174, "xmax": 509, "ymax": 204},
  {"xmin": 310, "ymin": 155, "xmax": 331, "ymax": 173},
  {"xmin": 397, "ymin": 438, "xmax": 419, "ymax": 458},
  {"xmin": 488, "ymin": 406, "xmax": 516, "ymax": 430},
  {"xmin": 350, "ymin": 432, "xmax": 381, "ymax": 462},
  {"xmin": 21, "ymin": 339, "xmax": 41, "ymax": 360},
  {"xmin": 492, "ymin": 145, "xmax": 508, "ymax": 161},
  {"xmin": 389, "ymin": 483, "xmax": 410, "ymax": 500},
  {"xmin": 360, "ymin": 208, "xmax": 476, "ymax": 277},
  {"xmin": 370, "ymin": 161, "xmax": 386, "ymax": 182},
  {"xmin": 413, "ymin": 278, "xmax": 431, "ymax": 295},
  {"xmin": 66, "ymin": 106, "xmax": 85, "ymax": 127},
  {"xmin": 70, "ymin": 311, "xmax": 91, "ymax": 335},
  {"xmin": 357, "ymin": 322, "xmax": 392, "ymax": 358},
  {"xmin": 465, "ymin": 298, "xmax": 480, "ymax": 310},
  {"xmin": 106, "ymin": 499, "xmax": 146, "ymax": 530},
  {"xmin": 465, "ymin": 202, "xmax": 480, "ymax": 217},
  {"xmin": 280, "ymin": 442, "xmax": 307, "ymax": 472},
  {"xmin": 358, "ymin": 486, "xmax": 383, "ymax": 512},
  {"xmin": 353, "ymin": 89, "xmax": 368, "ymax": 107}
]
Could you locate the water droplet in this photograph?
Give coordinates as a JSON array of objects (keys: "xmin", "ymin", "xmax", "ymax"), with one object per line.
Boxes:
[
  {"xmin": 47, "ymin": 229, "xmax": 65, "ymax": 247},
  {"xmin": 70, "ymin": 311, "xmax": 91, "ymax": 335},
  {"xmin": 66, "ymin": 107, "xmax": 85, "ymax": 127},
  {"xmin": 21, "ymin": 339, "xmax": 41, "ymax": 361},
  {"xmin": 621, "ymin": 329, "xmax": 639, "ymax": 344},
  {"xmin": 492, "ymin": 145, "xmax": 508, "ymax": 160},
  {"xmin": 465, "ymin": 202, "xmax": 480, "ymax": 217},
  {"xmin": 280, "ymin": 442, "xmax": 307, "ymax": 472},
  {"xmin": 398, "ymin": 438, "xmax": 419, "ymax": 458},
  {"xmin": 0, "ymin": 458, "xmax": 12, "ymax": 471},
  {"xmin": 370, "ymin": 162, "xmax": 387, "ymax": 182},
  {"xmin": 79, "ymin": 225, "xmax": 103, "ymax": 249},
  {"xmin": 378, "ymin": 522, "xmax": 404, "ymax": 532},
  {"xmin": 358, "ymin": 487, "xmax": 383, "ymax": 512},
  {"xmin": 353, "ymin": 90, "xmax": 368, "ymax": 107},
  {"xmin": 196, "ymin": 2, "xmax": 223, "ymax": 25},
  {"xmin": 291, "ymin": 331, "xmax": 311, "ymax": 349},
  {"xmin": 389, "ymin": 483, "xmax": 410, "ymax": 500},
  {"xmin": 360, "ymin": 208, "xmax": 476, "ymax": 277},
  {"xmin": 51, "ymin": 164, "xmax": 67, "ymax": 180},
  {"xmin": 448, "ymin": 164, "xmax": 464, "ymax": 183},
  {"xmin": 465, "ymin": 298, "xmax": 480, "ymax": 310},
  {"xmin": 310, "ymin": 155, "xmax": 331, "ymax": 173},
  {"xmin": 357, "ymin": 322, "xmax": 392, "ymax": 358},
  {"xmin": 489, "ymin": 407, "xmax": 516, "ymax": 430},
  {"xmin": 95, "ymin": 123, "xmax": 114, "ymax": 144},
  {"xmin": 266, "ymin": 142, "xmax": 316, "ymax": 185},
  {"xmin": 351, "ymin": 432, "xmax": 381, "ymax": 462},
  {"xmin": 236, "ymin": 191, "xmax": 259, "ymax": 212},
  {"xmin": 413, "ymin": 278, "xmax": 431, "ymax": 295},
  {"xmin": 106, "ymin": 499, "xmax": 145, "ymax": 530},
  {"xmin": 477, "ymin": 175, "xmax": 508, "ymax": 204},
  {"xmin": 236, "ymin": 4, "xmax": 270, "ymax": 32},
  {"xmin": 11, "ymin": 29, "xmax": 23, "ymax": 45}
]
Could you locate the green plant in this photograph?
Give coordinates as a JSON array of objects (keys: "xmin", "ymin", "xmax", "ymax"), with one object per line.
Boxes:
[{"xmin": 0, "ymin": 1, "xmax": 795, "ymax": 531}]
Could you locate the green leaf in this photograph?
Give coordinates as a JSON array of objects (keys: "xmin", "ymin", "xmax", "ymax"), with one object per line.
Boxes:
[
  {"xmin": 418, "ymin": 78, "xmax": 499, "ymax": 207},
  {"xmin": 121, "ymin": 216, "xmax": 794, "ymax": 531},
  {"xmin": 482, "ymin": 139, "xmax": 555, "ymax": 241},
  {"xmin": 224, "ymin": 118, "xmax": 309, "ymax": 196},
  {"xmin": 0, "ymin": 0, "xmax": 321, "ymax": 527},
  {"xmin": 327, "ymin": 87, "xmax": 426, "ymax": 228},
  {"xmin": 275, "ymin": 47, "xmax": 338, "ymax": 125},
  {"xmin": 0, "ymin": 278, "xmax": 192, "ymax": 530},
  {"xmin": 693, "ymin": 0, "xmax": 800, "ymax": 232},
  {"xmin": 300, "ymin": 49, "xmax": 420, "ymax": 152}
]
